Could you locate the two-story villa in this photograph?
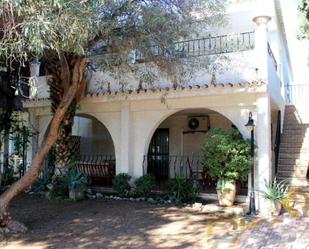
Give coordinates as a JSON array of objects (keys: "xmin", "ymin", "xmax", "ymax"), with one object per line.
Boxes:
[{"xmin": 23, "ymin": 0, "xmax": 296, "ymax": 214}]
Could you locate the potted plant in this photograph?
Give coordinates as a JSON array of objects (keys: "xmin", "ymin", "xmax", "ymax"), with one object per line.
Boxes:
[
  {"xmin": 201, "ymin": 128, "xmax": 250, "ymax": 206},
  {"xmin": 64, "ymin": 169, "xmax": 87, "ymax": 200},
  {"xmin": 259, "ymin": 178, "xmax": 288, "ymax": 216}
]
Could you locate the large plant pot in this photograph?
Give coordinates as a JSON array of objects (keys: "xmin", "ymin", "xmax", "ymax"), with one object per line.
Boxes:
[
  {"xmin": 216, "ymin": 179, "xmax": 236, "ymax": 207},
  {"xmin": 69, "ymin": 189, "xmax": 85, "ymax": 201},
  {"xmin": 265, "ymin": 199, "xmax": 282, "ymax": 216}
]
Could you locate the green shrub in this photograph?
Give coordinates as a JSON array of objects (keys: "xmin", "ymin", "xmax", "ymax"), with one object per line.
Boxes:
[
  {"xmin": 259, "ymin": 178, "xmax": 289, "ymax": 202},
  {"xmin": 134, "ymin": 175, "xmax": 155, "ymax": 197},
  {"xmin": 63, "ymin": 169, "xmax": 87, "ymax": 192},
  {"xmin": 168, "ymin": 176, "xmax": 198, "ymax": 203},
  {"xmin": 31, "ymin": 177, "xmax": 48, "ymax": 192},
  {"xmin": 2, "ymin": 165, "xmax": 15, "ymax": 186},
  {"xmin": 112, "ymin": 173, "xmax": 131, "ymax": 197},
  {"xmin": 46, "ymin": 174, "xmax": 69, "ymax": 199},
  {"xmin": 201, "ymin": 128, "xmax": 250, "ymax": 183},
  {"xmin": 46, "ymin": 169, "xmax": 87, "ymax": 199}
]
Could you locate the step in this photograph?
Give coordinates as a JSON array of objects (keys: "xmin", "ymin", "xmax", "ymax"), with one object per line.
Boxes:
[
  {"xmin": 279, "ymin": 147, "xmax": 309, "ymax": 154},
  {"xmin": 283, "ymin": 124, "xmax": 309, "ymax": 129},
  {"xmin": 278, "ymin": 165, "xmax": 308, "ymax": 173},
  {"xmin": 280, "ymin": 137, "xmax": 309, "ymax": 144},
  {"xmin": 289, "ymin": 186, "xmax": 309, "ymax": 193},
  {"xmin": 283, "ymin": 126, "xmax": 309, "ymax": 131},
  {"xmin": 281, "ymin": 134, "xmax": 309, "ymax": 140},
  {"xmin": 279, "ymin": 143, "xmax": 309, "ymax": 150},
  {"xmin": 283, "ymin": 129, "xmax": 309, "ymax": 135},
  {"xmin": 276, "ymin": 177, "xmax": 309, "ymax": 187},
  {"xmin": 277, "ymin": 169, "xmax": 308, "ymax": 178},
  {"xmin": 278, "ymin": 158, "xmax": 309, "ymax": 166},
  {"xmin": 279, "ymin": 153, "xmax": 309, "ymax": 160}
]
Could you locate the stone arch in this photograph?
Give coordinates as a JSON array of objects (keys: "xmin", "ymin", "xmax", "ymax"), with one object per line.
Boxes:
[
  {"xmin": 138, "ymin": 106, "xmax": 250, "ymax": 193},
  {"xmin": 75, "ymin": 111, "xmax": 121, "ymax": 175},
  {"xmin": 132, "ymin": 105, "xmax": 250, "ymax": 178},
  {"xmin": 73, "ymin": 113, "xmax": 116, "ymax": 157}
]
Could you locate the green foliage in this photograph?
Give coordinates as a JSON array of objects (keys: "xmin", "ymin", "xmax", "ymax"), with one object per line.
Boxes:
[
  {"xmin": 9, "ymin": 114, "xmax": 34, "ymax": 157},
  {"xmin": 47, "ymin": 174, "xmax": 69, "ymax": 199},
  {"xmin": 134, "ymin": 175, "xmax": 155, "ymax": 197},
  {"xmin": 31, "ymin": 177, "xmax": 48, "ymax": 192},
  {"xmin": 216, "ymin": 178, "xmax": 236, "ymax": 191},
  {"xmin": 2, "ymin": 165, "xmax": 15, "ymax": 186},
  {"xmin": 0, "ymin": 0, "xmax": 226, "ymax": 85},
  {"xmin": 112, "ymin": 173, "xmax": 131, "ymax": 197},
  {"xmin": 259, "ymin": 178, "xmax": 289, "ymax": 202},
  {"xmin": 47, "ymin": 168, "xmax": 86, "ymax": 199},
  {"xmin": 201, "ymin": 128, "xmax": 251, "ymax": 182},
  {"xmin": 63, "ymin": 168, "xmax": 87, "ymax": 191},
  {"xmin": 168, "ymin": 176, "xmax": 199, "ymax": 203}
]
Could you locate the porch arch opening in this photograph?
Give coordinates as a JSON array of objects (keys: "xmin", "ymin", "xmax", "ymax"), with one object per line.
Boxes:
[
  {"xmin": 72, "ymin": 114, "xmax": 116, "ymax": 186},
  {"xmin": 143, "ymin": 108, "xmax": 248, "ymax": 194}
]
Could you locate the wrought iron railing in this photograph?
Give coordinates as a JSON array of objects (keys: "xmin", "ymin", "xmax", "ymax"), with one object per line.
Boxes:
[
  {"xmin": 91, "ymin": 31, "xmax": 255, "ymax": 59},
  {"xmin": 137, "ymin": 31, "xmax": 255, "ymax": 61},
  {"xmin": 75, "ymin": 154, "xmax": 115, "ymax": 165},
  {"xmin": 143, "ymin": 154, "xmax": 248, "ymax": 193},
  {"xmin": 143, "ymin": 154, "xmax": 216, "ymax": 190},
  {"xmin": 143, "ymin": 154, "xmax": 203, "ymax": 178},
  {"xmin": 267, "ymin": 43, "xmax": 278, "ymax": 72}
]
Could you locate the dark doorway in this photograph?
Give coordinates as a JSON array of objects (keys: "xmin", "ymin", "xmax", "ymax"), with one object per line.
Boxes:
[{"xmin": 147, "ymin": 129, "xmax": 169, "ymax": 181}]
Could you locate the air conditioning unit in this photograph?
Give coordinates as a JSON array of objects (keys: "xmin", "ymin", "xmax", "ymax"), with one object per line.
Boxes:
[{"xmin": 187, "ymin": 116, "xmax": 209, "ymax": 131}]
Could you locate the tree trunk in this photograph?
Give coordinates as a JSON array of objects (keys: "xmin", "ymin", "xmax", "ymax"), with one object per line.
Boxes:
[
  {"xmin": 49, "ymin": 56, "xmax": 83, "ymax": 174},
  {"xmin": 0, "ymin": 57, "xmax": 87, "ymax": 227},
  {"xmin": 54, "ymin": 112, "xmax": 75, "ymax": 174}
]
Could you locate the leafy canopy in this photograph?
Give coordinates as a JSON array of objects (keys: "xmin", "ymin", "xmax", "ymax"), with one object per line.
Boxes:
[
  {"xmin": 0, "ymin": 0, "xmax": 226, "ymax": 68},
  {"xmin": 200, "ymin": 128, "xmax": 250, "ymax": 182}
]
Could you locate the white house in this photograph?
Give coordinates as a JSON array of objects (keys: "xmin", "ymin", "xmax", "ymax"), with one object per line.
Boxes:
[{"xmin": 23, "ymin": 0, "xmax": 295, "ymax": 214}]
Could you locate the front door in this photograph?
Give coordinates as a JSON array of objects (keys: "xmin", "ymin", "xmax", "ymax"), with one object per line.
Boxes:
[{"xmin": 147, "ymin": 129, "xmax": 169, "ymax": 181}]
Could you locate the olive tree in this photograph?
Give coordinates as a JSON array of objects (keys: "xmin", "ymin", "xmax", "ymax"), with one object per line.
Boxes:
[{"xmin": 0, "ymin": 0, "xmax": 226, "ymax": 227}]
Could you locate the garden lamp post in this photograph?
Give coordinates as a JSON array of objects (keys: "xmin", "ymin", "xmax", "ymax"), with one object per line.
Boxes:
[{"xmin": 245, "ymin": 112, "xmax": 257, "ymax": 215}]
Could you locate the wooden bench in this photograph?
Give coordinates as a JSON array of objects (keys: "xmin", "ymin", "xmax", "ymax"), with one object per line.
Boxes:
[{"xmin": 75, "ymin": 155, "xmax": 115, "ymax": 186}]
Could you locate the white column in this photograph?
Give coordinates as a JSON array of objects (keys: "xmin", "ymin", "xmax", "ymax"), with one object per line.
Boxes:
[
  {"xmin": 119, "ymin": 101, "xmax": 132, "ymax": 175},
  {"xmin": 256, "ymin": 94, "xmax": 272, "ymax": 214},
  {"xmin": 253, "ymin": 16, "xmax": 271, "ymax": 81},
  {"xmin": 29, "ymin": 59, "xmax": 41, "ymax": 98}
]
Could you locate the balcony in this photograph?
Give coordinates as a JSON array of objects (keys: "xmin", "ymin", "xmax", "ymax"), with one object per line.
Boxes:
[
  {"xmin": 87, "ymin": 31, "xmax": 257, "ymax": 95},
  {"xmin": 28, "ymin": 30, "xmax": 281, "ymax": 101}
]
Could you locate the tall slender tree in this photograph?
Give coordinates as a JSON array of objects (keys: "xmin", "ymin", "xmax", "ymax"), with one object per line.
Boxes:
[{"xmin": 0, "ymin": 0, "xmax": 225, "ymax": 227}]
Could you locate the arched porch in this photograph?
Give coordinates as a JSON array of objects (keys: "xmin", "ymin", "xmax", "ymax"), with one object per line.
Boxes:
[
  {"xmin": 142, "ymin": 108, "xmax": 248, "ymax": 194},
  {"xmin": 72, "ymin": 114, "xmax": 116, "ymax": 186}
]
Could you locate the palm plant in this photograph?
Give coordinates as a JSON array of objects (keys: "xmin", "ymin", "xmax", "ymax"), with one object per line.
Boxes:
[{"xmin": 259, "ymin": 178, "xmax": 289, "ymax": 202}]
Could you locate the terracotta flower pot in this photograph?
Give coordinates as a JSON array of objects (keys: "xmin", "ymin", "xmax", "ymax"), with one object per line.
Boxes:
[
  {"xmin": 216, "ymin": 179, "xmax": 236, "ymax": 207},
  {"xmin": 265, "ymin": 199, "xmax": 282, "ymax": 216},
  {"xmin": 69, "ymin": 189, "xmax": 85, "ymax": 201}
]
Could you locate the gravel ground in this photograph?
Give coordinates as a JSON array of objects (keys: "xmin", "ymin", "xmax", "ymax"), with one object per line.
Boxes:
[
  {"xmin": 0, "ymin": 194, "xmax": 243, "ymax": 249},
  {"xmin": 1, "ymin": 194, "xmax": 308, "ymax": 249}
]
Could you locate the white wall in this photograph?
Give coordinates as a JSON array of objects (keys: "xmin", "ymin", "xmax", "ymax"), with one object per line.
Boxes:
[
  {"xmin": 72, "ymin": 116, "xmax": 115, "ymax": 155},
  {"xmin": 157, "ymin": 113, "xmax": 232, "ymax": 156}
]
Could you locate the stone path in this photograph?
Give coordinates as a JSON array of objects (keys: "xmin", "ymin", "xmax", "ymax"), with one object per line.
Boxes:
[{"xmin": 235, "ymin": 215, "xmax": 309, "ymax": 249}]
